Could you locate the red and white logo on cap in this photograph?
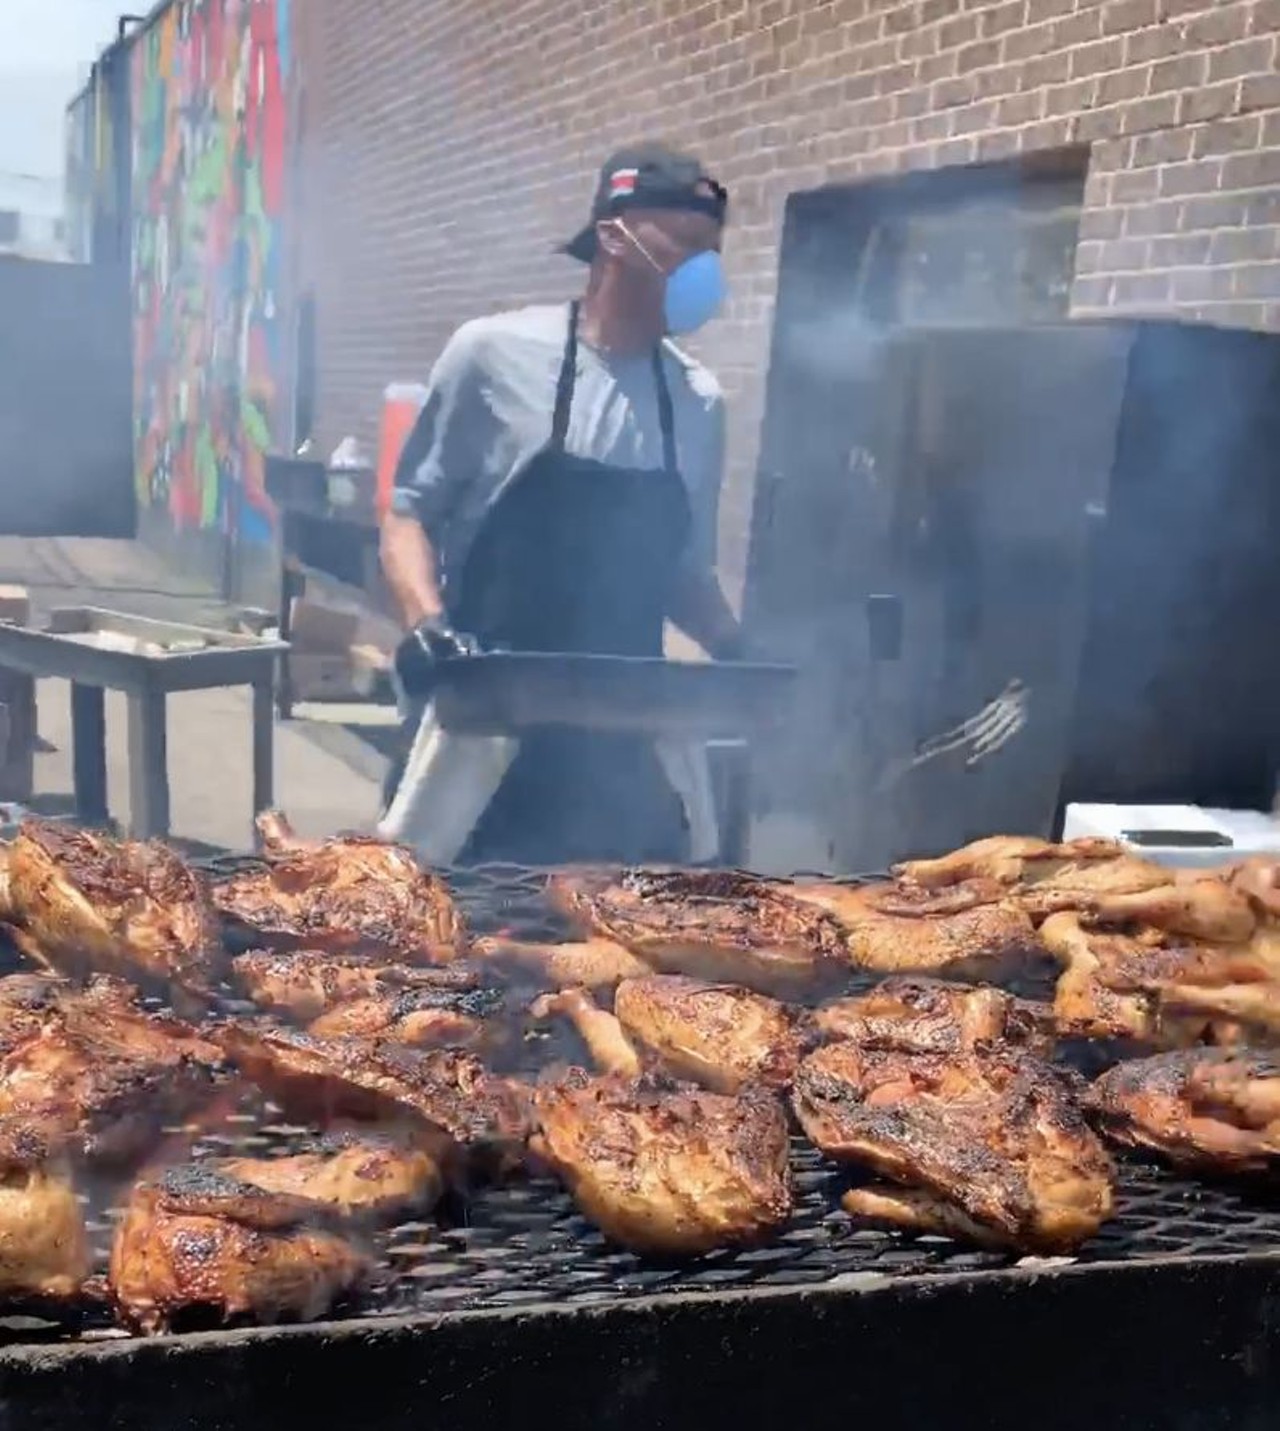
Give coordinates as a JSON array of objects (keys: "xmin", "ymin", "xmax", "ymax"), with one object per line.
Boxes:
[{"xmin": 609, "ymin": 168, "xmax": 639, "ymax": 198}]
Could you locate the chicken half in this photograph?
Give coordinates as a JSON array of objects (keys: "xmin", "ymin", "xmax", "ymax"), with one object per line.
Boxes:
[
  {"xmin": 893, "ymin": 835, "xmax": 1255, "ymax": 941},
  {"xmin": 232, "ymin": 949, "xmax": 482, "ymax": 1024},
  {"xmin": 308, "ymin": 983, "xmax": 510, "ymax": 1050},
  {"xmin": 550, "ymin": 868, "xmax": 848, "ymax": 999},
  {"xmin": 792, "ymin": 1041, "xmax": 1113, "ymax": 1252},
  {"xmin": 534, "ymin": 978, "xmax": 802, "ymax": 1093},
  {"xmin": 815, "ymin": 977, "xmax": 1052, "ymax": 1057},
  {"xmin": 472, "ymin": 935, "xmax": 652, "ymax": 991},
  {"xmin": 213, "ymin": 811, "xmax": 467, "ymax": 965},
  {"xmin": 109, "ymin": 1163, "xmax": 368, "ymax": 1334},
  {"xmin": 0, "ymin": 975, "xmax": 226, "ymax": 1167},
  {"xmin": 216, "ymin": 1024, "xmax": 531, "ymax": 1171},
  {"xmin": 784, "ymin": 879, "xmax": 1040, "ymax": 977},
  {"xmin": 0, "ymin": 1120, "xmax": 90, "ymax": 1302},
  {"xmin": 214, "ymin": 1129, "xmax": 443, "ymax": 1222},
  {"xmin": 5, "ymin": 820, "xmax": 221, "ymax": 1003},
  {"xmin": 1041, "ymin": 911, "xmax": 1275, "ymax": 1047},
  {"xmin": 1088, "ymin": 1049, "xmax": 1280, "ymax": 1174},
  {"xmin": 531, "ymin": 1072, "xmax": 792, "ymax": 1255}
]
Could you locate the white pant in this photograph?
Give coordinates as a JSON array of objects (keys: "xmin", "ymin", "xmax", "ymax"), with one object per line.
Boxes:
[{"xmin": 377, "ymin": 701, "xmax": 720, "ymax": 866}]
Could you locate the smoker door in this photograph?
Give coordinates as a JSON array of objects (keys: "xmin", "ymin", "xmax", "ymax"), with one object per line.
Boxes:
[{"xmin": 744, "ymin": 321, "xmax": 1133, "ymax": 875}]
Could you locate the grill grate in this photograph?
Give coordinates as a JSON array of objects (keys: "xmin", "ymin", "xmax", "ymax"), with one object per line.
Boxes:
[{"xmin": 9, "ymin": 857, "xmax": 1280, "ymax": 1344}]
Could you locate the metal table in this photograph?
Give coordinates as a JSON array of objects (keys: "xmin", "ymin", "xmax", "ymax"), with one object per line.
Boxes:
[{"xmin": 0, "ymin": 608, "xmax": 287, "ymax": 839}]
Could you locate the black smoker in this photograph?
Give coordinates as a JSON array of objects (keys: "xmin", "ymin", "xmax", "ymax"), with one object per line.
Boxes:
[{"xmin": 743, "ymin": 318, "xmax": 1280, "ymax": 874}]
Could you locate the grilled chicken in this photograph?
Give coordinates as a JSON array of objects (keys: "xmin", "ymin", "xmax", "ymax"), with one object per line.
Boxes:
[
  {"xmin": 214, "ymin": 811, "xmax": 466, "ymax": 964},
  {"xmin": 815, "ymin": 977, "xmax": 1052, "ymax": 1057},
  {"xmin": 1088, "ymin": 1049, "xmax": 1280, "ymax": 1174},
  {"xmin": 215, "ymin": 1130, "xmax": 443, "ymax": 1221},
  {"xmin": 232, "ymin": 949, "xmax": 481, "ymax": 1023},
  {"xmin": 0, "ymin": 975, "xmax": 225, "ymax": 1166},
  {"xmin": 551, "ymin": 868, "xmax": 848, "ymax": 999},
  {"xmin": 1225, "ymin": 857, "xmax": 1280, "ymax": 921},
  {"xmin": 1082, "ymin": 873, "xmax": 1257, "ymax": 944},
  {"xmin": 216, "ymin": 1024, "xmax": 531, "ymax": 1169},
  {"xmin": 0, "ymin": 1120, "xmax": 89, "ymax": 1301},
  {"xmin": 6, "ymin": 820, "xmax": 221, "ymax": 1003},
  {"xmin": 614, "ymin": 975, "xmax": 801, "ymax": 1092},
  {"xmin": 109, "ymin": 1164, "xmax": 367, "ymax": 1333},
  {"xmin": 472, "ymin": 935, "xmax": 652, "ymax": 991},
  {"xmin": 793, "ymin": 1042, "xmax": 1113, "ymax": 1252},
  {"xmin": 308, "ymin": 984, "xmax": 509, "ymax": 1050},
  {"xmin": 785, "ymin": 879, "xmax": 1039, "ymax": 976},
  {"xmin": 532, "ymin": 988, "xmax": 643, "ymax": 1077},
  {"xmin": 893, "ymin": 835, "xmax": 1254, "ymax": 940},
  {"xmin": 894, "ymin": 836, "xmax": 1139, "ymax": 893},
  {"xmin": 531, "ymin": 1072, "xmax": 792, "ymax": 1255},
  {"xmin": 1042, "ymin": 911, "xmax": 1274, "ymax": 1046}
]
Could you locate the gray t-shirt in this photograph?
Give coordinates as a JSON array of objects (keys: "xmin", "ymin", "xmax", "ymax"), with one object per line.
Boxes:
[{"xmin": 391, "ymin": 303, "xmax": 725, "ymax": 600}]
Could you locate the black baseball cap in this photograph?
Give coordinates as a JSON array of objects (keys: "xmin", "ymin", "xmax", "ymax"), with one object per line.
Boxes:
[{"xmin": 562, "ymin": 141, "xmax": 728, "ymax": 263}]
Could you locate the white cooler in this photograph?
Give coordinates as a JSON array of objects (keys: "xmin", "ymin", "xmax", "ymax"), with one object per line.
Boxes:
[{"xmin": 1062, "ymin": 803, "xmax": 1280, "ymax": 870}]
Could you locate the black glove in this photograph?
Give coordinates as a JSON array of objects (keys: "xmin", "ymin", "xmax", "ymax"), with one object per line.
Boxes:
[{"xmin": 393, "ymin": 618, "xmax": 481, "ymax": 698}]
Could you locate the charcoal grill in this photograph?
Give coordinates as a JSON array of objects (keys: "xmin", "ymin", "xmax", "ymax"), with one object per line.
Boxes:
[{"xmin": 1, "ymin": 860, "xmax": 1280, "ymax": 1430}]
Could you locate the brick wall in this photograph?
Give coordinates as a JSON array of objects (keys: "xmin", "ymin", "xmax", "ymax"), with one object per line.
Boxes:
[{"xmin": 296, "ymin": 0, "xmax": 1280, "ymax": 589}]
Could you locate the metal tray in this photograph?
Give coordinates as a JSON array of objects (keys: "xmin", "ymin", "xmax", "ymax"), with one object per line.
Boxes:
[{"xmin": 432, "ymin": 653, "xmax": 797, "ymax": 737}]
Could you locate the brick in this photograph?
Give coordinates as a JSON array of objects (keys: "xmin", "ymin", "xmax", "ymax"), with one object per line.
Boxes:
[
  {"xmin": 1113, "ymin": 166, "xmax": 1161, "ymax": 201},
  {"xmin": 981, "ymin": 1, "xmax": 1030, "ymax": 38},
  {"xmin": 1239, "ymin": 73, "xmax": 1280, "ymax": 111},
  {"xmin": 1123, "ymin": 198, "xmax": 1183, "ymax": 236},
  {"xmin": 1097, "ymin": 67, "xmax": 1148, "ymax": 106},
  {"xmin": 1071, "ymin": 38, "xmax": 1126, "ymax": 78},
  {"xmin": 1044, "ymin": 79, "xmax": 1098, "ymax": 117},
  {"xmin": 1182, "ymin": 1, "xmax": 1253, "ymax": 46},
  {"xmin": 996, "ymin": 90, "xmax": 1043, "ymax": 125},
  {"xmin": 1233, "ymin": 263, "xmax": 1280, "ymax": 298},
  {"xmin": 1071, "ymin": 274, "xmax": 1114, "ymax": 307},
  {"xmin": 1078, "ymin": 206, "xmax": 1125, "ymax": 240},
  {"xmin": 1133, "ymin": 127, "xmax": 1194, "ymax": 165},
  {"xmin": 1158, "ymin": 158, "xmax": 1225, "ymax": 196},
  {"xmin": 1209, "ymin": 226, "xmax": 1280, "ymax": 261},
  {"xmin": 1147, "ymin": 232, "xmax": 1212, "ymax": 265},
  {"xmin": 1251, "ymin": 0, "xmax": 1280, "ymax": 33},
  {"xmin": 1193, "ymin": 116, "xmax": 1265, "ymax": 156},
  {"xmin": 1124, "ymin": 23, "xmax": 1191, "ymax": 63},
  {"xmin": 1096, "ymin": 235, "xmax": 1151, "ymax": 269},
  {"xmin": 1112, "ymin": 271, "xmax": 1173, "ymax": 303},
  {"xmin": 1121, "ymin": 95, "xmax": 1180, "ymax": 133},
  {"xmin": 1179, "ymin": 83, "xmax": 1244, "ymax": 125},
  {"xmin": 1149, "ymin": 53, "xmax": 1210, "ymax": 94},
  {"xmin": 1180, "ymin": 193, "xmax": 1250, "ymax": 229},
  {"xmin": 1223, "ymin": 149, "xmax": 1280, "ymax": 187},
  {"xmin": 1101, "ymin": 0, "xmax": 1160, "ymax": 32},
  {"xmin": 1170, "ymin": 267, "xmax": 1237, "ymax": 301},
  {"xmin": 1207, "ymin": 38, "xmax": 1277, "ymax": 82},
  {"xmin": 974, "ymin": 129, "xmax": 1021, "ymax": 159}
]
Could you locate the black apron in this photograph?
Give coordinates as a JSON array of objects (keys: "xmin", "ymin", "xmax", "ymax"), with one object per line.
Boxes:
[{"xmin": 444, "ymin": 301, "xmax": 694, "ymax": 865}]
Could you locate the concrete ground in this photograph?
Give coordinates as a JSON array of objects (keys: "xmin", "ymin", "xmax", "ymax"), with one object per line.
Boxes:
[{"xmin": 0, "ymin": 537, "xmax": 392, "ymax": 851}]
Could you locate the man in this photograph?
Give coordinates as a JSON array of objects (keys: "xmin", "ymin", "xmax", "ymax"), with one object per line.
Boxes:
[{"xmin": 378, "ymin": 142, "xmax": 741, "ymax": 867}]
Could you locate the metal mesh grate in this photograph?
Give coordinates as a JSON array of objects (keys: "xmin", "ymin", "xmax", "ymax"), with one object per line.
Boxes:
[{"xmin": 10, "ymin": 857, "xmax": 1280, "ymax": 1343}]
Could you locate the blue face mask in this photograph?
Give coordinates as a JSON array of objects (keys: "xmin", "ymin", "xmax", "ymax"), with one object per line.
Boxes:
[{"xmin": 618, "ymin": 222, "xmax": 727, "ymax": 336}]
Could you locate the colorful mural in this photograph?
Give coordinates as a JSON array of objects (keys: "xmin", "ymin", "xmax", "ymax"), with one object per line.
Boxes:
[{"xmin": 131, "ymin": 0, "xmax": 291, "ymax": 544}]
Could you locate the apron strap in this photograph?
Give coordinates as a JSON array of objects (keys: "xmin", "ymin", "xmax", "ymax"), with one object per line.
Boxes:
[
  {"xmin": 549, "ymin": 301, "xmax": 580, "ymax": 453},
  {"xmin": 551, "ymin": 300, "xmax": 679, "ymax": 472},
  {"xmin": 652, "ymin": 346, "xmax": 678, "ymax": 473}
]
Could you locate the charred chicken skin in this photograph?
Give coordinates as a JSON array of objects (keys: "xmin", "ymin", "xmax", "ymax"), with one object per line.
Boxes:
[
  {"xmin": 815, "ymin": 977, "xmax": 1052, "ymax": 1057},
  {"xmin": 214, "ymin": 811, "xmax": 467, "ymax": 965},
  {"xmin": 792, "ymin": 1041, "xmax": 1114, "ymax": 1252},
  {"xmin": 550, "ymin": 868, "xmax": 848, "ymax": 999},
  {"xmin": 894, "ymin": 835, "xmax": 1256, "ymax": 941},
  {"xmin": 531, "ymin": 1071, "xmax": 793, "ymax": 1255},
  {"xmin": 108, "ymin": 1163, "xmax": 367, "ymax": 1334},
  {"xmin": 5, "ymin": 820, "xmax": 221, "ymax": 1001},
  {"xmin": 1088, "ymin": 1049, "xmax": 1280, "ymax": 1174},
  {"xmin": 232, "ymin": 949, "xmax": 482, "ymax": 1023},
  {"xmin": 1041, "ymin": 911, "xmax": 1276, "ymax": 1047},
  {"xmin": 0, "ymin": 1120, "xmax": 90, "ymax": 1301},
  {"xmin": 472, "ymin": 935, "xmax": 653, "ymax": 991},
  {"xmin": 613, "ymin": 975, "xmax": 802, "ymax": 1092},
  {"xmin": 216, "ymin": 1023, "xmax": 531, "ymax": 1168},
  {"xmin": 0, "ymin": 975, "xmax": 225, "ymax": 1166},
  {"xmin": 215, "ymin": 1129, "xmax": 443, "ymax": 1221},
  {"xmin": 784, "ymin": 879, "xmax": 1039, "ymax": 977},
  {"xmin": 308, "ymin": 983, "xmax": 509, "ymax": 1049}
]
